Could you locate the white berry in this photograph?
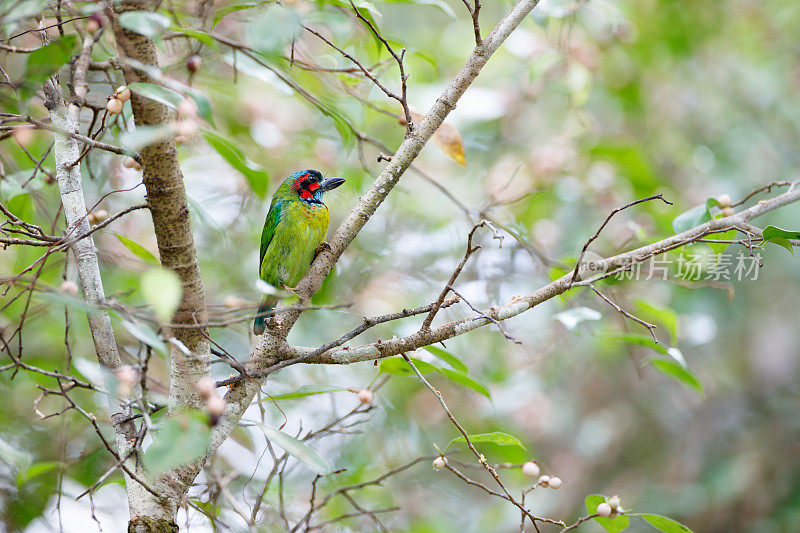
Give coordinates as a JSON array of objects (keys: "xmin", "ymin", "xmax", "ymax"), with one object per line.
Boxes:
[
  {"xmin": 106, "ymin": 98, "xmax": 123, "ymax": 114},
  {"xmin": 206, "ymin": 394, "xmax": 226, "ymax": 417},
  {"xmin": 59, "ymin": 280, "xmax": 79, "ymax": 296},
  {"xmin": 357, "ymin": 389, "xmax": 374, "ymax": 404},
  {"xmin": 115, "ymin": 86, "xmax": 131, "ymax": 102},
  {"xmin": 607, "ymin": 495, "xmax": 621, "ymax": 510},
  {"xmin": 722, "ymin": 206, "xmax": 735, "ymax": 217},
  {"xmin": 717, "ymin": 193, "xmax": 731, "ymax": 207},
  {"xmin": 122, "ymin": 157, "xmax": 141, "ymax": 170},
  {"xmin": 548, "ymin": 476, "xmax": 562, "ymax": 489},
  {"xmin": 597, "ymin": 502, "xmax": 612, "ymax": 517},
  {"xmin": 521, "ymin": 461, "xmax": 540, "ymax": 478},
  {"xmin": 177, "ymin": 98, "xmax": 198, "ymax": 118},
  {"xmin": 432, "ymin": 456, "xmax": 447, "ymax": 470},
  {"xmin": 195, "ymin": 377, "xmax": 216, "ymax": 398},
  {"xmin": 537, "ymin": 475, "xmax": 550, "ymax": 487}
]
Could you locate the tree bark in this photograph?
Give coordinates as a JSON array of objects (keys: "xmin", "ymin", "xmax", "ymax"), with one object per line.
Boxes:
[
  {"xmin": 104, "ymin": 0, "xmax": 212, "ymax": 524},
  {"xmin": 41, "ymin": 74, "xmax": 161, "ymax": 522}
]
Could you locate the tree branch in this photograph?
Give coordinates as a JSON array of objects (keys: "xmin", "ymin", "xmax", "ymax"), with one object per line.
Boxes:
[{"xmin": 279, "ymin": 185, "xmax": 800, "ymax": 365}]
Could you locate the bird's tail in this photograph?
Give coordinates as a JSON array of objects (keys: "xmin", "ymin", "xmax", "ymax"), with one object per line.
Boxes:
[{"xmin": 253, "ymin": 295, "xmax": 279, "ymax": 335}]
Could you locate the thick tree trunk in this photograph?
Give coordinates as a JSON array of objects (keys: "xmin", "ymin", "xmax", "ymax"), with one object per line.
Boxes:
[{"xmin": 104, "ymin": 0, "xmax": 212, "ymax": 525}]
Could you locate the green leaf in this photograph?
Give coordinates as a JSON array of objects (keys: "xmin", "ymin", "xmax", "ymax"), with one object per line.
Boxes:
[
  {"xmin": 264, "ymin": 385, "xmax": 346, "ymax": 401},
  {"xmin": 141, "ymin": 267, "xmax": 183, "ymax": 323},
  {"xmin": 445, "ymin": 432, "xmax": 527, "ymax": 453},
  {"xmin": 423, "ymin": 346, "xmax": 468, "ymax": 373},
  {"xmin": 170, "ymin": 26, "xmax": 218, "ymax": 48},
  {"xmin": 187, "ymin": 195, "xmax": 226, "ymax": 234},
  {"xmin": 202, "ymin": 131, "xmax": 269, "ymax": 197},
  {"xmin": 25, "ymin": 35, "xmax": 77, "ymax": 83},
  {"xmin": 766, "ymin": 236, "xmax": 794, "ymax": 255},
  {"xmin": 672, "ymin": 204, "xmax": 711, "ymax": 234},
  {"xmin": 762, "ymin": 225, "xmax": 799, "ymax": 255},
  {"xmin": 119, "ymin": 319, "xmax": 168, "ymax": 356},
  {"xmin": 143, "ymin": 410, "xmax": 211, "ymax": 474},
  {"xmin": 436, "ymin": 368, "xmax": 491, "ymax": 399},
  {"xmin": 187, "ymin": 91, "xmax": 214, "ymax": 126},
  {"xmin": 116, "ymin": 234, "xmax": 159, "ymax": 264},
  {"xmin": 379, "ymin": 356, "xmax": 437, "ymax": 375},
  {"xmin": 705, "ymin": 229, "xmax": 737, "ymax": 254},
  {"xmin": 42, "ymin": 290, "xmax": 97, "ymax": 314},
  {"xmin": 260, "ymin": 425, "xmax": 331, "ymax": 474},
  {"xmin": 17, "ymin": 461, "xmax": 60, "ymax": 486},
  {"xmin": 634, "ymin": 300, "xmax": 677, "ymax": 341},
  {"xmin": 605, "ymin": 333, "xmax": 668, "ymax": 355},
  {"xmin": 248, "ymin": 6, "xmax": 302, "ymax": 54},
  {"xmin": 128, "ymin": 82, "xmax": 184, "ymax": 109},
  {"xmin": 585, "ymin": 494, "xmax": 630, "ymax": 532},
  {"xmin": 762, "ymin": 225, "xmax": 800, "ymax": 241},
  {"xmin": 212, "ymin": 1, "xmax": 262, "ymax": 28},
  {"xmin": 118, "ymin": 11, "xmax": 171, "ymax": 37},
  {"xmin": 631, "ymin": 513, "xmax": 695, "ymax": 533},
  {"xmin": 119, "ymin": 125, "xmax": 174, "ymax": 151},
  {"xmin": 650, "ymin": 358, "xmax": 703, "ymax": 393}
]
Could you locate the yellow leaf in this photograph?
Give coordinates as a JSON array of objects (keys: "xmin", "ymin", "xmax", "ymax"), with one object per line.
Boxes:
[
  {"xmin": 432, "ymin": 121, "xmax": 466, "ymax": 166},
  {"xmin": 399, "ymin": 111, "xmax": 467, "ymax": 166}
]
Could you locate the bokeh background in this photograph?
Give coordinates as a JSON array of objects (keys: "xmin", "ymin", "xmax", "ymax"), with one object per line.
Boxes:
[{"xmin": 2, "ymin": 0, "xmax": 800, "ymax": 531}]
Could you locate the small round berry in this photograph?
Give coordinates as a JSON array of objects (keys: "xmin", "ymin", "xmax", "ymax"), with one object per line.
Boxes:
[
  {"xmin": 195, "ymin": 377, "xmax": 216, "ymax": 398},
  {"xmin": 88, "ymin": 209, "xmax": 109, "ymax": 224},
  {"xmin": 174, "ymin": 135, "xmax": 189, "ymax": 145},
  {"xmin": 59, "ymin": 280, "xmax": 79, "ymax": 296},
  {"xmin": 85, "ymin": 19, "xmax": 100, "ymax": 34},
  {"xmin": 115, "ymin": 86, "xmax": 131, "ymax": 103},
  {"xmin": 597, "ymin": 502, "xmax": 612, "ymax": 517},
  {"xmin": 122, "ymin": 157, "xmax": 142, "ymax": 170},
  {"xmin": 173, "ymin": 119, "xmax": 198, "ymax": 137},
  {"xmin": 521, "ymin": 461, "xmax": 540, "ymax": 478},
  {"xmin": 607, "ymin": 495, "xmax": 621, "ymax": 510},
  {"xmin": 106, "ymin": 98, "xmax": 123, "ymax": 114},
  {"xmin": 537, "ymin": 475, "xmax": 550, "ymax": 487},
  {"xmin": 116, "ymin": 365, "xmax": 136, "ymax": 384},
  {"xmin": 717, "ymin": 193, "xmax": 732, "ymax": 208},
  {"xmin": 722, "ymin": 206, "xmax": 735, "ymax": 217},
  {"xmin": 206, "ymin": 394, "xmax": 226, "ymax": 417},
  {"xmin": 177, "ymin": 98, "xmax": 198, "ymax": 119},
  {"xmin": 432, "ymin": 456, "xmax": 447, "ymax": 471},
  {"xmin": 116, "ymin": 365, "xmax": 137, "ymax": 396},
  {"xmin": 357, "ymin": 389, "xmax": 374, "ymax": 404},
  {"xmin": 186, "ymin": 55, "xmax": 202, "ymax": 72},
  {"xmin": 12, "ymin": 126, "xmax": 34, "ymax": 147},
  {"xmin": 223, "ymin": 295, "xmax": 246, "ymax": 309},
  {"xmin": 548, "ymin": 476, "xmax": 562, "ymax": 489}
]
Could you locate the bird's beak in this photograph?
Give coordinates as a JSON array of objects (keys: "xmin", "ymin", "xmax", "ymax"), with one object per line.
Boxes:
[{"xmin": 319, "ymin": 177, "xmax": 345, "ymax": 192}]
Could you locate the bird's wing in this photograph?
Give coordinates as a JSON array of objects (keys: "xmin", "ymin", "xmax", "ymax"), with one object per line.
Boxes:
[{"xmin": 259, "ymin": 200, "xmax": 282, "ymax": 268}]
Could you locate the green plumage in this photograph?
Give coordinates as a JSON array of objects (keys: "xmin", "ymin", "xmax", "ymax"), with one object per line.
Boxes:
[{"xmin": 254, "ymin": 170, "xmax": 344, "ymax": 335}]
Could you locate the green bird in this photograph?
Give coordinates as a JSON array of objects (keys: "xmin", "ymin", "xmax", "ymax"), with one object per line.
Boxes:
[{"xmin": 253, "ymin": 170, "xmax": 345, "ymax": 335}]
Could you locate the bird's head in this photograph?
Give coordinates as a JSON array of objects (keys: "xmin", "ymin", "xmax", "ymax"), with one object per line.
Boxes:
[{"xmin": 285, "ymin": 170, "xmax": 345, "ymax": 205}]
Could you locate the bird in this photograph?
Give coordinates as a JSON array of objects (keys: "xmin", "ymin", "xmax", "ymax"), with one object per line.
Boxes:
[{"xmin": 253, "ymin": 170, "xmax": 345, "ymax": 335}]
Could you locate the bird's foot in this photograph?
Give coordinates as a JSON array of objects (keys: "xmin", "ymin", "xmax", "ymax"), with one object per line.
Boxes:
[{"xmin": 314, "ymin": 241, "xmax": 332, "ymax": 260}]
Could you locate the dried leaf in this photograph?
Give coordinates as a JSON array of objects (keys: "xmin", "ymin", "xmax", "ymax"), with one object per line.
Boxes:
[{"xmin": 399, "ymin": 111, "xmax": 466, "ymax": 166}]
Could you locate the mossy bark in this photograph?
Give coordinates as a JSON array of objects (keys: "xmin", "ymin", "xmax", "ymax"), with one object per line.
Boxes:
[{"xmin": 128, "ymin": 517, "xmax": 179, "ymax": 533}]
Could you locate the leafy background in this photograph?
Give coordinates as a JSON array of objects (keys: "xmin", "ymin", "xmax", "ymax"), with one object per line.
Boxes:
[{"xmin": 1, "ymin": 0, "xmax": 799, "ymax": 531}]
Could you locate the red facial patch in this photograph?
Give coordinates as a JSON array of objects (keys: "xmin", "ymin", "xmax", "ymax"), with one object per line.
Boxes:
[
  {"xmin": 307, "ymin": 182, "xmax": 319, "ymax": 192},
  {"xmin": 293, "ymin": 173, "xmax": 309, "ymax": 191},
  {"xmin": 300, "ymin": 190, "xmax": 312, "ymax": 200}
]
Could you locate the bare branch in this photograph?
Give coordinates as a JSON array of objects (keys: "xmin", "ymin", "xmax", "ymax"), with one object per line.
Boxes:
[{"xmin": 571, "ymin": 194, "xmax": 673, "ymax": 284}]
